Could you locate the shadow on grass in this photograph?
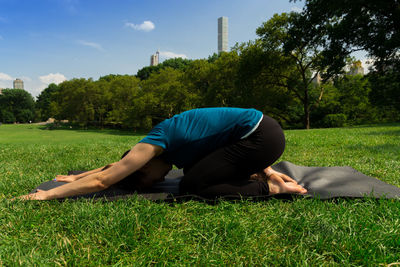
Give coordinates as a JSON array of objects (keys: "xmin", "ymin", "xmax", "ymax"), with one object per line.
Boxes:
[
  {"xmin": 38, "ymin": 124, "xmax": 147, "ymax": 137},
  {"xmin": 366, "ymin": 129, "xmax": 400, "ymax": 136},
  {"xmin": 346, "ymin": 143, "xmax": 400, "ymax": 156},
  {"xmin": 349, "ymin": 122, "xmax": 400, "ymax": 128}
]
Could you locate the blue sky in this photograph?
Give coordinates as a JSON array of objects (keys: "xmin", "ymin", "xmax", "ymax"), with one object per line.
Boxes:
[{"xmin": 0, "ymin": 0, "xmax": 307, "ymax": 97}]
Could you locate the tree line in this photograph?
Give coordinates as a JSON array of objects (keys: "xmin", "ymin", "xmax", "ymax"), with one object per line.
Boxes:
[{"xmin": 1, "ymin": 2, "xmax": 399, "ymax": 129}]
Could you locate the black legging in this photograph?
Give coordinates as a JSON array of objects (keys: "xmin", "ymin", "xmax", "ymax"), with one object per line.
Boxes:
[{"xmin": 179, "ymin": 115, "xmax": 285, "ymax": 198}]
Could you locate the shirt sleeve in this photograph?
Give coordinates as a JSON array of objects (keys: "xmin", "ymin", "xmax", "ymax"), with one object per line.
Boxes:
[{"xmin": 138, "ymin": 124, "xmax": 168, "ymax": 149}]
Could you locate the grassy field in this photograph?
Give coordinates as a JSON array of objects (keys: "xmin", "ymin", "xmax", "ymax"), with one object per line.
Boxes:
[{"xmin": 0, "ymin": 123, "xmax": 399, "ymax": 266}]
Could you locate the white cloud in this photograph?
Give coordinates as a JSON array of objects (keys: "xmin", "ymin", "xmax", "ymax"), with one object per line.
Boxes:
[
  {"xmin": 0, "ymin": 73, "xmax": 13, "ymax": 90},
  {"xmin": 77, "ymin": 40, "xmax": 104, "ymax": 51},
  {"xmin": 0, "ymin": 73, "xmax": 67, "ymax": 97},
  {"xmin": 39, "ymin": 73, "xmax": 67, "ymax": 85},
  {"xmin": 159, "ymin": 51, "xmax": 188, "ymax": 59},
  {"xmin": 0, "ymin": 72, "xmax": 13, "ymax": 81},
  {"xmin": 125, "ymin": 21, "xmax": 155, "ymax": 32},
  {"xmin": 291, "ymin": 6, "xmax": 303, "ymax": 13}
]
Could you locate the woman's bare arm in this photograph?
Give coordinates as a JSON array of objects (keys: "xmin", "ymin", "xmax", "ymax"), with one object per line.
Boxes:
[
  {"xmin": 55, "ymin": 163, "xmax": 116, "ymax": 183},
  {"xmin": 18, "ymin": 143, "xmax": 163, "ymax": 200}
]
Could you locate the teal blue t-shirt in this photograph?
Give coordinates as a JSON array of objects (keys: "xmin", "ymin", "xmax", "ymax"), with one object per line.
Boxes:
[{"xmin": 139, "ymin": 107, "xmax": 263, "ymax": 168}]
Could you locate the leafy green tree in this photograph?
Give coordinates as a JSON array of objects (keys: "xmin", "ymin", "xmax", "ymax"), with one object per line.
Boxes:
[
  {"xmin": 0, "ymin": 89, "xmax": 35, "ymax": 123},
  {"xmin": 35, "ymin": 83, "xmax": 60, "ymax": 121},
  {"xmin": 203, "ymin": 52, "xmax": 241, "ymax": 107},
  {"xmin": 335, "ymin": 75, "xmax": 374, "ymax": 124},
  {"xmin": 161, "ymin": 57, "xmax": 192, "ymax": 70},
  {"xmin": 134, "ymin": 68, "xmax": 198, "ymax": 129},
  {"xmin": 368, "ymin": 70, "xmax": 400, "ymax": 120},
  {"xmin": 104, "ymin": 75, "xmax": 141, "ymax": 127},
  {"xmin": 291, "ymin": 0, "xmax": 400, "ymax": 72},
  {"xmin": 136, "ymin": 65, "xmax": 160, "ymax": 81},
  {"xmin": 136, "ymin": 58, "xmax": 192, "ymax": 80},
  {"xmin": 50, "ymin": 78, "xmax": 96, "ymax": 125},
  {"xmin": 183, "ymin": 59, "xmax": 213, "ymax": 106},
  {"xmin": 234, "ymin": 40, "xmax": 303, "ymax": 128},
  {"xmin": 256, "ymin": 12, "xmax": 331, "ymax": 129},
  {"xmin": 291, "ymin": 0, "xmax": 400, "ymax": 122},
  {"xmin": 207, "ymin": 53, "xmax": 220, "ymax": 63}
]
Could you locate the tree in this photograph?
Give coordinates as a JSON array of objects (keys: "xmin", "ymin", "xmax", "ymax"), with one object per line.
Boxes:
[
  {"xmin": 0, "ymin": 89, "xmax": 35, "ymax": 123},
  {"xmin": 291, "ymin": 0, "xmax": 400, "ymax": 122},
  {"xmin": 202, "ymin": 52, "xmax": 241, "ymax": 107},
  {"xmin": 335, "ymin": 75, "xmax": 374, "ymax": 124},
  {"xmin": 35, "ymin": 83, "xmax": 60, "ymax": 121},
  {"xmin": 104, "ymin": 75, "xmax": 141, "ymax": 127},
  {"xmin": 50, "ymin": 78, "xmax": 97, "ymax": 125},
  {"xmin": 256, "ymin": 12, "xmax": 332, "ymax": 129},
  {"xmin": 234, "ymin": 40, "xmax": 303, "ymax": 128},
  {"xmin": 368, "ymin": 70, "xmax": 400, "ymax": 120},
  {"xmin": 136, "ymin": 65, "xmax": 160, "ymax": 80},
  {"xmin": 183, "ymin": 59, "xmax": 213, "ymax": 107},
  {"xmin": 161, "ymin": 57, "xmax": 192, "ymax": 70},
  {"xmin": 136, "ymin": 58, "xmax": 192, "ymax": 80},
  {"xmin": 134, "ymin": 68, "xmax": 198, "ymax": 129},
  {"xmin": 291, "ymin": 0, "xmax": 400, "ymax": 72}
]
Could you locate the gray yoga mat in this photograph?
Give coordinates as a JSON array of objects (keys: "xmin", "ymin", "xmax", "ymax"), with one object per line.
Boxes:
[{"xmin": 30, "ymin": 161, "xmax": 400, "ymax": 201}]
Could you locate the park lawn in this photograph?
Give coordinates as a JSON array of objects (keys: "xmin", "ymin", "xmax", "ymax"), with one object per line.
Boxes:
[{"xmin": 0, "ymin": 123, "xmax": 399, "ymax": 266}]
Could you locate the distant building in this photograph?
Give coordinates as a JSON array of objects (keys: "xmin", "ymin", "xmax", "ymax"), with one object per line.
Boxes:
[
  {"xmin": 13, "ymin": 78, "xmax": 24, "ymax": 89},
  {"xmin": 0, "ymin": 88, "xmax": 3, "ymax": 95},
  {"xmin": 349, "ymin": 60, "xmax": 364, "ymax": 76},
  {"xmin": 311, "ymin": 72, "xmax": 322, "ymax": 85},
  {"xmin": 218, "ymin": 17, "xmax": 228, "ymax": 53},
  {"xmin": 150, "ymin": 50, "xmax": 160, "ymax": 66}
]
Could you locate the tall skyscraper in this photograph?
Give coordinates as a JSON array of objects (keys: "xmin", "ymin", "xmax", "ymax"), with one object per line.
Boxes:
[
  {"xmin": 150, "ymin": 50, "xmax": 160, "ymax": 66},
  {"xmin": 13, "ymin": 78, "xmax": 24, "ymax": 89},
  {"xmin": 218, "ymin": 17, "xmax": 228, "ymax": 53}
]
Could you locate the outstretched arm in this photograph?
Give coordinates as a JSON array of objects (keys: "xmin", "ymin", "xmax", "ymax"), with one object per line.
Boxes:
[
  {"xmin": 55, "ymin": 164, "xmax": 115, "ymax": 183},
  {"xmin": 18, "ymin": 143, "xmax": 163, "ymax": 200}
]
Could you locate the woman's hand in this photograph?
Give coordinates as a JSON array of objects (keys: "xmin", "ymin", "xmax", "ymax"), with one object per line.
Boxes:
[
  {"xmin": 54, "ymin": 175, "xmax": 77, "ymax": 183},
  {"xmin": 264, "ymin": 167, "xmax": 298, "ymax": 184},
  {"xmin": 262, "ymin": 167, "xmax": 307, "ymax": 195},
  {"xmin": 16, "ymin": 189, "xmax": 49, "ymax": 200}
]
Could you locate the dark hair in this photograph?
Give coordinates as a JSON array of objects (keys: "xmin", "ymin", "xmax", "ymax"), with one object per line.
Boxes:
[{"xmin": 114, "ymin": 170, "xmax": 148, "ymax": 191}]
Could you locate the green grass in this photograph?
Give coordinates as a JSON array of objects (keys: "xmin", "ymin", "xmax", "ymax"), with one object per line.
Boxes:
[{"xmin": 1, "ymin": 123, "xmax": 399, "ymax": 266}]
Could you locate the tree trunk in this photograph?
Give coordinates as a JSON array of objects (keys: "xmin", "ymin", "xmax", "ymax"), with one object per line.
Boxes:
[
  {"xmin": 303, "ymin": 86, "xmax": 310, "ymax": 129},
  {"xmin": 304, "ymin": 105, "xmax": 310, "ymax": 129}
]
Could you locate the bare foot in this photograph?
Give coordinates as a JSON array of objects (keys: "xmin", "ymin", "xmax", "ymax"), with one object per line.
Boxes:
[{"xmin": 267, "ymin": 173, "xmax": 307, "ymax": 195}]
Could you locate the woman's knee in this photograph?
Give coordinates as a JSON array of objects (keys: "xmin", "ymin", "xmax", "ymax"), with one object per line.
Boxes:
[{"xmin": 257, "ymin": 116, "xmax": 286, "ymax": 165}]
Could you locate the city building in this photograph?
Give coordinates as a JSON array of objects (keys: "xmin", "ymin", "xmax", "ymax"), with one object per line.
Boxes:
[
  {"xmin": 13, "ymin": 78, "xmax": 24, "ymax": 89},
  {"xmin": 218, "ymin": 16, "xmax": 228, "ymax": 53},
  {"xmin": 150, "ymin": 50, "xmax": 160, "ymax": 66},
  {"xmin": 349, "ymin": 60, "xmax": 364, "ymax": 76},
  {"xmin": 311, "ymin": 72, "xmax": 322, "ymax": 85}
]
